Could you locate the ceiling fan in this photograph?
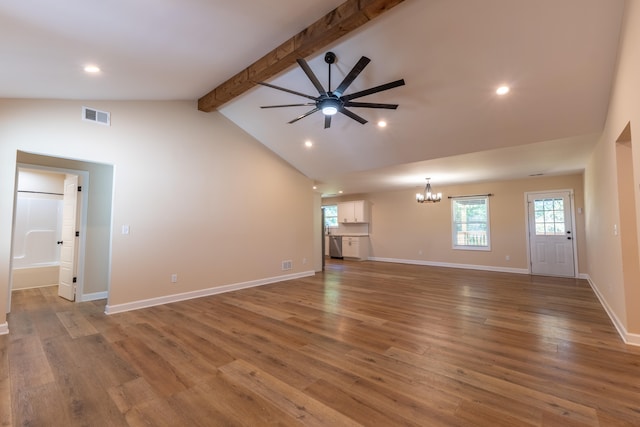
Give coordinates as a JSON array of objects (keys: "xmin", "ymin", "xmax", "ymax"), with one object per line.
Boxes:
[{"xmin": 257, "ymin": 51, "xmax": 405, "ymax": 129}]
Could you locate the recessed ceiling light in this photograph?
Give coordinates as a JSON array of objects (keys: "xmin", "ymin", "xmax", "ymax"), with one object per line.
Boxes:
[
  {"xmin": 304, "ymin": 140, "xmax": 313, "ymax": 148},
  {"xmin": 496, "ymin": 85, "xmax": 510, "ymax": 95},
  {"xmin": 313, "ymin": 185, "xmax": 317, "ymax": 190},
  {"xmin": 378, "ymin": 120, "xmax": 387, "ymax": 128},
  {"xmin": 338, "ymin": 190, "xmax": 343, "ymax": 194},
  {"xmin": 84, "ymin": 65, "xmax": 101, "ymax": 73}
]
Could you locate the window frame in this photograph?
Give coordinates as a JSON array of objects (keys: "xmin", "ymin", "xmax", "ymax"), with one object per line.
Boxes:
[
  {"xmin": 451, "ymin": 196, "xmax": 491, "ymax": 251},
  {"xmin": 323, "ymin": 204, "xmax": 339, "ymax": 230}
]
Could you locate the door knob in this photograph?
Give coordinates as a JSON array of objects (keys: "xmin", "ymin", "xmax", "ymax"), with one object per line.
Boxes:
[
  {"xmin": 57, "ymin": 241, "xmax": 63, "ymax": 245},
  {"xmin": 567, "ymin": 237, "xmax": 572, "ymax": 240}
]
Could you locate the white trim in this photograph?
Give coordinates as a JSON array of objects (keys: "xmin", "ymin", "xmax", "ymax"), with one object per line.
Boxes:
[
  {"xmin": 585, "ymin": 275, "xmax": 640, "ymax": 346},
  {"xmin": 368, "ymin": 257, "xmax": 529, "ymax": 275},
  {"xmin": 451, "ymin": 196, "xmax": 491, "ymax": 251},
  {"xmin": 0, "ymin": 322, "xmax": 8, "ymax": 335},
  {"xmin": 78, "ymin": 291, "xmax": 108, "ymax": 302},
  {"xmin": 105, "ymin": 164, "xmax": 117, "ymax": 309},
  {"xmin": 104, "ymin": 270, "xmax": 315, "ymax": 315}
]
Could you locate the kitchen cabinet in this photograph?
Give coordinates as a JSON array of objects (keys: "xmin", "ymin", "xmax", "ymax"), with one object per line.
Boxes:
[
  {"xmin": 342, "ymin": 236, "xmax": 369, "ymax": 260},
  {"xmin": 338, "ymin": 200, "xmax": 370, "ymax": 223}
]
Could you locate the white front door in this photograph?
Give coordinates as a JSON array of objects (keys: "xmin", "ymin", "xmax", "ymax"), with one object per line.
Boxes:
[
  {"xmin": 528, "ymin": 191, "xmax": 575, "ymax": 277},
  {"xmin": 58, "ymin": 174, "xmax": 78, "ymax": 301}
]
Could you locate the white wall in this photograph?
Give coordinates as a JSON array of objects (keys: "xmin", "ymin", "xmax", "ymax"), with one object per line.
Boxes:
[
  {"xmin": 0, "ymin": 99, "xmax": 315, "ymax": 328},
  {"xmin": 17, "ymin": 169, "xmax": 64, "ymax": 194}
]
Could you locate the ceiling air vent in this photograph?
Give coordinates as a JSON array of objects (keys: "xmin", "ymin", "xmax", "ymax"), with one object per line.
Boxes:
[{"xmin": 82, "ymin": 106, "xmax": 110, "ymax": 126}]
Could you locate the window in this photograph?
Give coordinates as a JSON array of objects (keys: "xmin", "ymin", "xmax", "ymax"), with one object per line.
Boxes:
[
  {"xmin": 452, "ymin": 196, "xmax": 490, "ymax": 250},
  {"xmin": 533, "ymin": 198, "xmax": 565, "ymax": 235},
  {"xmin": 323, "ymin": 205, "xmax": 338, "ymax": 229}
]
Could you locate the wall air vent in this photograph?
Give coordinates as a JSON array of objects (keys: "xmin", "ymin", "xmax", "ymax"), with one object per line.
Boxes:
[{"xmin": 82, "ymin": 106, "xmax": 110, "ymax": 126}]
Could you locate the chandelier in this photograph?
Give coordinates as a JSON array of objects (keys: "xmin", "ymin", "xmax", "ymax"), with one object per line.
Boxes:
[{"xmin": 416, "ymin": 178, "xmax": 442, "ymax": 203}]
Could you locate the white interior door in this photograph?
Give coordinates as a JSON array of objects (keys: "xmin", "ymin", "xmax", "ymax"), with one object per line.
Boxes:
[
  {"xmin": 58, "ymin": 174, "xmax": 78, "ymax": 301},
  {"xmin": 528, "ymin": 191, "xmax": 575, "ymax": 277}
]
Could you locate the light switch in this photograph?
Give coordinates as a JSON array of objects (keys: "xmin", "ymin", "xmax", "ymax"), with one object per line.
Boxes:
[
  {"xmin": 122, "ymin": 225, "xmax": 130, "ymax": 235},
  {"xmin": 614, "ymin": 224, "xmax": 618, "ymax": 236}
]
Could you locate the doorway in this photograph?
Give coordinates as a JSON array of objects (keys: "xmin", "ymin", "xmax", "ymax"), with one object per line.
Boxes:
[
  {"xmin": 526, "ymin": 190, "xmax": 577, "ymax": 277},
  {"xmin": 7, "ymin": 151, "xmax": 114, "ymax": 316},
  {"xmin": 11, "ymin": 166, "xmax": 87, "ymax": 303}
]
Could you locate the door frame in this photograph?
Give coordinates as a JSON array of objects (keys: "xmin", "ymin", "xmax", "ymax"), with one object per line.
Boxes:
[
  {"xmin": 9, "ymin": 164, "xmax": 89, "ymax": 307},
  {"xmin": 524, "ymin": 189, "xmax": 578, "ymax": 277}
]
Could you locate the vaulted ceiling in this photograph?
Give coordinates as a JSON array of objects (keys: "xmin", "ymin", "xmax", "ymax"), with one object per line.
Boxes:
[{"xmin": 0, "ymin": 0, "xmax": 625, "ymax": 196}]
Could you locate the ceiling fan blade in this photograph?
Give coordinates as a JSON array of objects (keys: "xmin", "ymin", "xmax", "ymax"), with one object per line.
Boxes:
[
  {"xmin": 324, "ymin": 115, "xmax": 332, "ymax": 129},
  {"xmin": 256, "ymin": 81, "xmax": 317, "ymax": 101},
  {"xmin": 288, "ymin": 107, "xmax": 320, "ymax": 124},
  {"xmin": 261, "ymin": 103, "xmax": 316, "ymax": 109},
  {"xmin": 333, "ymin": 56, "xmax": 371, "ymax": 97},
  {"xmin": 339, "ymin": 108, "xmax": 368, "ymax": 125},
  {"xmin": 341, "ymin": 79, "xmax": 406, "ymax": 101},
  {"xmin": 296, "ymin": 58, "xmax": 327, "ymax": 96},
  {"xmin": 343, "ymin": 101, "xmax": 399, "ymax": 109}
]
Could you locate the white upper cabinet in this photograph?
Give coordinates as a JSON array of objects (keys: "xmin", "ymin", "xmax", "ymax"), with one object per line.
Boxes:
[{"xmin": 338, "ymin": 200, "xmax": 370, "ymax": 223}]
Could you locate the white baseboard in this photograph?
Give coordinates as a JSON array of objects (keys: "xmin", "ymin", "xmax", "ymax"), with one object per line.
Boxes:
[
  {"xmin": 104, "ymin": 270, "xmax": 315, "ymax": 315},
  {"xmin": 585, "ymin": 275, "xmax": 640, "ymax": 346},
  {"xmin": 0, "ymin": 322, "xmax": 8, "ymax": 335},
  {"xmin": 79, "ymin": 291, "xmax": 108, "ymax": 302},
  {"xmin": 368, "ymin": 257, "xmax": 530, "ymax": 275}
]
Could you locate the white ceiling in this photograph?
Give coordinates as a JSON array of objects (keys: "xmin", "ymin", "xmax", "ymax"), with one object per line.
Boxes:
[{"xmin": 0, "ymin": 0, "xmax": 625, "ymax": 196}]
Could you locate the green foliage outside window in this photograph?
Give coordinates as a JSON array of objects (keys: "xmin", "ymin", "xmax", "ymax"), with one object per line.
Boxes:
[
  {"xmin": 323, "ymin": 205, "xmax": 338, "ymax": 228},
  {"xmin": 452, "ymin": 197, "xmax": 490, "ymax": 249}
]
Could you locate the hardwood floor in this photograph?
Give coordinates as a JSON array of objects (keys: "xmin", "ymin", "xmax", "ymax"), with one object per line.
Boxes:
[{"xmin": 2, "ymin": 260, "xmax": 640, "ymax": 426}]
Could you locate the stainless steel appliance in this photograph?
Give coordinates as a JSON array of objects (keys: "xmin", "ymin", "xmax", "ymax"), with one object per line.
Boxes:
[{"xmin": 329, "ymin": 235, "xmax": 343, "ymax": 259}]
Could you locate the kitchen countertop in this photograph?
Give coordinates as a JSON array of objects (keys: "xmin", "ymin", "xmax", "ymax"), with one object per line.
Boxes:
[{"xmin": 326, "ymin": 234, "xmax": 369, "ymax": 237}]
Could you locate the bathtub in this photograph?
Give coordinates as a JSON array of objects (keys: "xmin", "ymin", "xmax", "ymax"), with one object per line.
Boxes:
[
  {"xmin": 12, "ymin": 263, "xmax": 60, "ymax": 290},
  {"xmin": 12, "ymin": 194, "xmax": 63, "ymax": 290}
]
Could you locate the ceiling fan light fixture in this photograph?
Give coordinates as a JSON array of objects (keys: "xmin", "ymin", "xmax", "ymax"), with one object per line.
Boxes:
[{"xmin": 320, "ymin": 98, "xmax": 340, "ymax": 116}]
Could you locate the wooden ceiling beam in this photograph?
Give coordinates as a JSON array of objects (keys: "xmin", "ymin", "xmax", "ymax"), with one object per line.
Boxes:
[{"xmin": 197, "ymin": 0, "xmax": 406, "ymax": 112}]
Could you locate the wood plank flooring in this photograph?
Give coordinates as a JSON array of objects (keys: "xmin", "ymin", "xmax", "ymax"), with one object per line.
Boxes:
[{"xmin": 2, "ymin": 260, "xmax": 640, "ymax": 426}]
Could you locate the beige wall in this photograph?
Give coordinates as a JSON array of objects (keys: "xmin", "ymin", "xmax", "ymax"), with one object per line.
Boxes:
[
  {"xmin": 0, "ymin": 99, "xmax": 314, "ymax": 326},
  {"xmin": 325, "ymin": 174, "xmax": 586, "ymax": 274},
  {"xmin": 584, "ymin": 0, "xmax": 640, "ymax": 338}
]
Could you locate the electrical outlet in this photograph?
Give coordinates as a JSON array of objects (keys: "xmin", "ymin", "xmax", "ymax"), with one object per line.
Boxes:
[
  {"xmin": 171, "ymin": 274, "xmax": 178, "ymax": 283},
  {"xmin": 302, "ymin": 258, "xmax": 307, "ymax": 264},
  {"xmin": 505, "ymin": 255, "xmax": 510, "ymax": 261}
]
